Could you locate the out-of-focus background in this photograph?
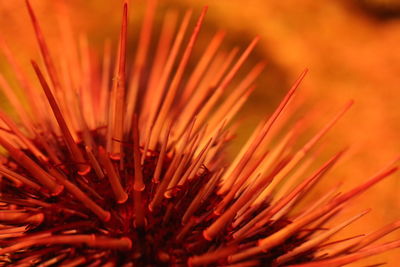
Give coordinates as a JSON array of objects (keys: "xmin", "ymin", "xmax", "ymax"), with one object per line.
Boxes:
[{"xmin": 0, "ymin": 0, "xmax": 399, "ymax": 265}]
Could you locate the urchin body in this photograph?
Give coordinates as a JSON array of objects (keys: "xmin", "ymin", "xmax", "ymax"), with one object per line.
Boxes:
[{"xmin": 0, "ymin": 1, "xmax": 399, "ymax": 267}]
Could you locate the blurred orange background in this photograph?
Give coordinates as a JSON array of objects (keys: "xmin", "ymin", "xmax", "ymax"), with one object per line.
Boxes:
[{"xmin": 0, "ymin": 0, "xmax": 399, "ymax": 265}]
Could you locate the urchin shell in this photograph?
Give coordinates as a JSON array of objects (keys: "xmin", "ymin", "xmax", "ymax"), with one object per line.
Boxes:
[{"xmin": 0, "ymin": 1, "xmax": 399, "ymax": 266}]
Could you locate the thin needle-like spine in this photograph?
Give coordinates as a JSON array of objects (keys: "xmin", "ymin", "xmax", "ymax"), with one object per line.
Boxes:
[
  {"xmin": 111, "ymin": 2, "xmax": 128, "ymax": 158},
  {"xmin": 31, "ymin": 61, "xmax": 90, "ymax": 175}
]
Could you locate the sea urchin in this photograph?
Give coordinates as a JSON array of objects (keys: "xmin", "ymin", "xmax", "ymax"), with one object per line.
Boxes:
[{"xmin": 0, "ymin": 1, "xmax": 399, "ymax": 266}]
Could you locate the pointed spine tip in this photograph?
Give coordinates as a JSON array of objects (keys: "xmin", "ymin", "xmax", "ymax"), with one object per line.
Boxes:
[
  {"xmin": 121, "ymin": 237, "xmax": 133, "ymax": 249},
  {"xmin": 77, "ymin": 166, "xmax": 91, "ymax": 176},
  {"xmin": 51, "ymin": 185, "xmax": 65, "ymax": 196},
  {"xmin": 202, "ymin": 230, "xmax": 212, "ymax": 241},
  {"xmin": 25, "ymin": 0, "xmax": 33, "ymax": 13},
  {"xmin": 103, "ymin": 211, "xmax": 112, "ymax": 222},
  {"xmin": 117, "ymin": 194, "xmax": 129, "ymax": 204},
  {"xmin": 123, "ymin": 2, "xmax": 128, "ymax": 19}
]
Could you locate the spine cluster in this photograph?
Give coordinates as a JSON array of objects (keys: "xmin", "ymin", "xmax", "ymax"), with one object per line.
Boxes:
[{"xmin": 0, "ymin": 1, "xmax": 398, "ymax": 266}]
